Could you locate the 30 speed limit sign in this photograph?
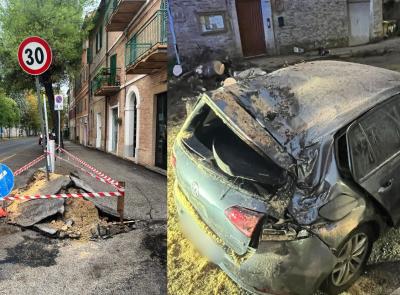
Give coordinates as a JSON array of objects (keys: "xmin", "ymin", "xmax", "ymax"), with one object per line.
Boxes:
[{"xmin": 18, "ymin": 36, "xmax": 52, "ymax": 75}]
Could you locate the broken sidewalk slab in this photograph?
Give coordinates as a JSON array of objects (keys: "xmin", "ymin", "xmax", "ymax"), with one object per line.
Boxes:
[
  {"xmin": 70, "ymin": 175, "xmax": 132, "ymax": 220},
  {"xmin": 34, "ymin": 223, "xmax": 58, "ymax": 236},
  {"xmin": 7, "ymin": 175, "xmax": 71, "ymax": 227},
  {"xmin": 9, "ymin": 199, "xmax": 65, "ymax": 227}
]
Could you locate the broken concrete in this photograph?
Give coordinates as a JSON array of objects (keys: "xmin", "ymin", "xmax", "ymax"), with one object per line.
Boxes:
[
  {"xmin": 9, "ymin": 199, "xmax": 65, "ymax": 227},
  {"xmin": 33, "ymin": 223, "xmax": 58, "ymax": 236},
  {"xmin": 70, "ymin": 175, "xmax": 122, "ymax": 219}
]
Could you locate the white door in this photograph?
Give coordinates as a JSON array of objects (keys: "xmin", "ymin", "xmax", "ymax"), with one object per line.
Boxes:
[
  {"xmin": 96, "ymin": 113, "xmax": 102, "ymax": 148},
  {"xmin": 349, "ymin": 0, "xmax": 370, "ymax": 46}
]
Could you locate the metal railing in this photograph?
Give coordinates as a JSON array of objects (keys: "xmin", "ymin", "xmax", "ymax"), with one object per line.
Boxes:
[
  {"xmin": 125, "ymin": 9, "xmax": 167, "ymax": 67},
  {"xmin": 91, "ymin": 67, "xmax": 121, "ymax": 95}
]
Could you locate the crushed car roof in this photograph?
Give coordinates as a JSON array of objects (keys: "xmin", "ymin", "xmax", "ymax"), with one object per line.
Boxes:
[{"xmin": 220, "ymin": 60, "xmax": 400, "ymax": 156}]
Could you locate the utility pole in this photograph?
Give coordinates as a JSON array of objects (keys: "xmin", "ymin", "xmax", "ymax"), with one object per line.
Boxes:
[{"xmin": 35, "ymin": 77, "xmax": 50, "ymax": 180}]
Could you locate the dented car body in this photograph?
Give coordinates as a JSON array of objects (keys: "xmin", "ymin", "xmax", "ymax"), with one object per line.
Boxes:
[{"xmin": 173, "ymin": 61, "xmax": 400, "ymax": 294}]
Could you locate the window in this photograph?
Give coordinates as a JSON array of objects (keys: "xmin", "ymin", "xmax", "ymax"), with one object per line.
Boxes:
[
  {"xmin": 348, "ymin": 96, "xmax": 400, "ymax": 180},
  {"xmin": 199, "ymin": 13, "xmax": 226, "ymax": 34},
  {"xmin": 95, "ymin": 27, "xmax": 103, "ymax": 53}
]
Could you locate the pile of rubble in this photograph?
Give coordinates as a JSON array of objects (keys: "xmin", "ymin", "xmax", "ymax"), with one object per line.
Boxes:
[{"xmin": 1, "ymin": 170, "xmax": 136, "ymax": 241}]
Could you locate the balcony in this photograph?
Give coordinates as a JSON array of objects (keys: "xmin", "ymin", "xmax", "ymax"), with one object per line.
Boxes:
[
  {"xmin": 92, "ymin": 68, "xmax": 121, "ymax": 96},
  {"xmin": 125, "ymin": 9, "xmax": 167, "ymax": 75},
  {"xmin": 106, "ymin": 0, "xmax": 146, "ymax": 32}
]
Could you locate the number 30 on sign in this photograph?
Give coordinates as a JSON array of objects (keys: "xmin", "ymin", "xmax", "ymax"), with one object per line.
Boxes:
[{"xmin": 18, "ymin": 36, "xmax": 52, "ymax": 76}]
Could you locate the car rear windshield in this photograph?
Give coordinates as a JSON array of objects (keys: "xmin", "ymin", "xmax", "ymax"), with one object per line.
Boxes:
[{"xmin": 181, "ymin": 103, "xmax": 287, "ymax": 189}]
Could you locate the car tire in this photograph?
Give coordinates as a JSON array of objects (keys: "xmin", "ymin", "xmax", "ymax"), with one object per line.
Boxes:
[{"xmin": 320, "ymin": 224, "xmax": 374, "ymax": 295}]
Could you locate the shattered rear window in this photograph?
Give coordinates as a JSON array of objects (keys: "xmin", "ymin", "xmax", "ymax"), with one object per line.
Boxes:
[{"xmin": 181, "ymin": 103, "xmax": 287, "ymax": 188}]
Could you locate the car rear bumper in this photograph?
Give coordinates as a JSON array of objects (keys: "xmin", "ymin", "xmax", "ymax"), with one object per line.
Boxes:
[{"xmin": 174, "ymin": 183, "xmax": 337, "ymax": 295}]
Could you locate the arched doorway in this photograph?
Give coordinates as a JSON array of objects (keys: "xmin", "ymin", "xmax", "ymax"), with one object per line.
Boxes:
[{"xmin": 125, "ymin": 91, "xmax": 139, "ymax": 158}]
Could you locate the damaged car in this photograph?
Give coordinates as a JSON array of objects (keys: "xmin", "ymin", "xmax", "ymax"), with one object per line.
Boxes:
[{"xmin": 172, "ymin": 61, "xmax": 400, "ymax": 295}]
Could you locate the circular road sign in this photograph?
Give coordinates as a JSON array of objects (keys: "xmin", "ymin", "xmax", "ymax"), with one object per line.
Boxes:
[
  {"xmin": 18, "ymin": 36, "xmax": 52, "ymax": 75},
  {"xmin": 0, "ymin": 164, "xmax": 14, "ymax": 200}
]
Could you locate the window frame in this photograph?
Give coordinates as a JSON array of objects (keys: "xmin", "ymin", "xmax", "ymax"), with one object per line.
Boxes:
[
  {"xmin": 197, "ymin": 11, "xmax": 228, "ymax": 35},
  {"xmin": 346, "ymin": 94, "xmax": 400, "ymax": 182}
]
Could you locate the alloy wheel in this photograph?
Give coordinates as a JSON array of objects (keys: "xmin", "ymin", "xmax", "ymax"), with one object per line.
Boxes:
[{"xmin": 331, "ymin": 233, "xmax": 369, "ymax": 286}]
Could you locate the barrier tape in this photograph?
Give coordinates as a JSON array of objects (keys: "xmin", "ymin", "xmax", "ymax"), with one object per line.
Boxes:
[
  {"xmin": 55, "ymin": 154, "xmax": 124, "ymax": 192},
  {"xmin": 9, "ymin": 147, "xmax": 124, "ymax": 202},
  {"xmin": 59, "ymin": 147, "xmax": 121, "ymax": 188},
  {"xmin": 3, "ymin": 191, "xmax": 124, "ymax": 201},
  {"xmin": 13, "ymin": 146, "xmax": 60, "ymax": 176},
  {"xmin": 14, "ymin": 154, "xmax": 46, "ymax": 176}
]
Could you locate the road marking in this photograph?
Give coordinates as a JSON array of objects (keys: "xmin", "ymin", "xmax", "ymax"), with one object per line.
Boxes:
[{"xmin": 0, "ymin": 154, "xmax": 16, "ymax": 162}]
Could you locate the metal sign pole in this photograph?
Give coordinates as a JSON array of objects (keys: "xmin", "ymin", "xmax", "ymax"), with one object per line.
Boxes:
[
  {"xmin": 58, "ymin": 110, "xmax": 61, "ymax": 167},
  {"xmin": 43, "ymin": 93, "xmax": 51, "ymax": 174},
  {"xmin": 35, "ymin": 77, "xmax": 50, "ymax": 180}
]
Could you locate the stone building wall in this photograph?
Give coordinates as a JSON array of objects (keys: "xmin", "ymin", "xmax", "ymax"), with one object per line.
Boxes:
[
  {"xmin": 169, "ymin": 0, "xmax": 240, "ymax": 64},
  {"xmin": 272, "ymin": 0, "xmax": 349, "ymax": 54}
]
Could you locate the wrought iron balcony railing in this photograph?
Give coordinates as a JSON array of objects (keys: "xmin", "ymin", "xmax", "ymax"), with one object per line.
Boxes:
[
  {"xmin": 125, "ymin": 9, "xmax": 167, "ymax": 69},
  {"xmin": 91, "ymin": 67, "xmax": 121, "ymax": 96}
]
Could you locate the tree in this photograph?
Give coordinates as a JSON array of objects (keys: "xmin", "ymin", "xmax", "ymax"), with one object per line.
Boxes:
[
  {"xmin": 0, "ymin": 93, "xmax": 20, "ymax": 138},
  {"xmin": 0, "ymin": 0, "xmax": 96, "ymax": 144},
  {"xmin": 21, "ymin": 92, "xmax": 41, "ymax": 136}
]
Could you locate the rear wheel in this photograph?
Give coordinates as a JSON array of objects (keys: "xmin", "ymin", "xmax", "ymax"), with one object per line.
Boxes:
[{"xmin": 321, "ymin": 225, "xmax": 374, "ymax": 295}]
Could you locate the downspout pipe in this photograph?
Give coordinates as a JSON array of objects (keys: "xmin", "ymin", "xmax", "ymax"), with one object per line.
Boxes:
[{"xmin": 167, "ymin": 1, "xmax": 180, "ymax": 65}]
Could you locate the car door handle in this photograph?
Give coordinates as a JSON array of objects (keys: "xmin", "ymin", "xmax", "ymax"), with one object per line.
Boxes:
[{"xmin": 378, "ymin": 179, "xmax": 393, "ymax": 194}]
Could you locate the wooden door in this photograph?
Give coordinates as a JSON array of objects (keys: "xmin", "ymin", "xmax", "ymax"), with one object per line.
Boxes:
[{"xmin": 236, "ymin": 0, "xmax": 266, "ymax": 57}]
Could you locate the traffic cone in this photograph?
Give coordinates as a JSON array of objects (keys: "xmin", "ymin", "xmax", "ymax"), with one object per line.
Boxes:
[{"xmin": 0, "ymin": 207, "xmax": 7, "ymax": 218}]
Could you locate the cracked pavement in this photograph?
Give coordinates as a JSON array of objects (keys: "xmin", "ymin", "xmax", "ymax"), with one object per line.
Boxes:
[{"xmin": 0, "ymin": 139, "xmax": 167, "ymax": 294}]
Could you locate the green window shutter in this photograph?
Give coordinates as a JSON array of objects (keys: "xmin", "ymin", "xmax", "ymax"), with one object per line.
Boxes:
[
  {"xmin": 87, "ymin": 47, "xmax": 92, "ymax": 64},
  {"xmin": 110, "ymin": 54, "xmax": 117, "ymax": 85}
]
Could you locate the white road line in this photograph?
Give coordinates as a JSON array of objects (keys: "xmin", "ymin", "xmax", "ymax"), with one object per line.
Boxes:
[{"xmin": 0, "ymin": 154, "xmax": 16, "ymax": 162}]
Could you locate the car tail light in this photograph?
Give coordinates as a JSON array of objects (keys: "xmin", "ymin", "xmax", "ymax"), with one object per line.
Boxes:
[
  {"xmin": 225, "ymin": 206, "xmax": 264, "ymax": 238},
  {"xmin": 171, "ymin": 152, "xmax": 176, "ymax": 168}
]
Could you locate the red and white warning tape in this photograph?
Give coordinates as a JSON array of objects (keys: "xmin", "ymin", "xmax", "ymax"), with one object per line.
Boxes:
[
  {"xmin": 59, "ymin": 148, "xmax": 121, "ymax": 188},
  {"xmin": 3, "ymin": 191, "xmax": 123, "ymax": 201},
  {"xmin": 54, "ymin": 154, "xmax": 124, "ymax": 192},
  {"xmin": 9, "ymin": 147, "xmax": 125, "ymax": 201},
  {"xmin": 14, "ymin": 154, "xmax": 46, "ymax": 176}
]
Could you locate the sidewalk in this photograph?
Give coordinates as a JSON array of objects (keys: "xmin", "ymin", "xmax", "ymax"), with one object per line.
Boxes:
[
  {"xmin": 56, "ymin": 140, "xmax": 167, "ymax": 221},
  {"xmin": 250, "ymin": 37, "xmax": 400, "ymax": 72}
]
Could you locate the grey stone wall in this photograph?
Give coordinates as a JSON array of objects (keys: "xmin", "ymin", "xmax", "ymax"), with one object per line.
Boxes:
[
  {"xmin": 169, "ymin": 0, "xmax": 240, "ymax": 65},
  {"xmin": 272, "ymin": 0, "xmax": 349, "ymax": 54},
  {"xmin": 371, "ymin": 0, "xmax": 384, "ymax": 40}
]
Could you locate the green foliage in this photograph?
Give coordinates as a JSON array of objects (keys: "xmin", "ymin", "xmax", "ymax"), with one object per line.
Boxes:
[
  {"xmin": 0, "ymin": 0, "xmax": 97, "ymax": 93},
  {"xmin": 0, "ymin": 93, "xmax": 20, "ymax": 129}
]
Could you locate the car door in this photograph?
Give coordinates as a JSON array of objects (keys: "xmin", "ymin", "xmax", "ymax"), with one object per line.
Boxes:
[{"xmin": 347, "ymin": 94, "xmax": 400, "ymax": 224}]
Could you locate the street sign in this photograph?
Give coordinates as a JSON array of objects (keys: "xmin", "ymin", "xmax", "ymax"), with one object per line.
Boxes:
[
  {"xmin": 0, "ymin": 164, "xmax": 14, "ymax": 199},
  {"xmin": 54, "ymin": 94, "xmax": 64, "ymax": 111},
  {"xmin": 18, "ymin": 36, "xmax": 52, "ymax": 76}
]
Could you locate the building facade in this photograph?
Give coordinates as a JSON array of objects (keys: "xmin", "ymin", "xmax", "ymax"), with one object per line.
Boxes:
[
  {"xmin": 169, "ymin": 0, "xmax": 383, "ymax": 61},
  {"xmin": 69, "ymin": 0, "xmax": 167, "ymax": 171}
]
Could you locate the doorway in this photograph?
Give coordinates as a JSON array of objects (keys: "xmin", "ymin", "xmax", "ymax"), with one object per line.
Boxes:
[
  {"xmin": 236, "ymin": 0, "xmax": 266, "ymax": 56},
  {"xmin": 155, "ymin": 92, "xmax": 167, "ymax": 169},
  {"xmin": 96, "ymin": 113, "xmax": 102, "ymax": 149},
  {"xmin": 110, "ymin": 106, "xmax": 118, "ymax": 153},
  {"xmin": 348, "ymin": 0, "xmax": 370, "ymax": 46}
]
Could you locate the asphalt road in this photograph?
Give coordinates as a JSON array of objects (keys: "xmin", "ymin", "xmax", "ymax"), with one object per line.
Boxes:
[{"xmin": 0, "ymin": 137, "xmax": 43, "ymax": 189}]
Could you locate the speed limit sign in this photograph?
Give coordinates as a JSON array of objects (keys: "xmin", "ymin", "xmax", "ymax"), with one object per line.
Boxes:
[{"xmin": 18, "ymin": 36, "xmax": 52, "ymax": 75}]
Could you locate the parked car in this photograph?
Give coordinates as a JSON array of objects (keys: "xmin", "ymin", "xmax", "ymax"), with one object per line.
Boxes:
[{"xmin": 172, "ymin": 61, "xmax": 400, "ymax": 295}]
